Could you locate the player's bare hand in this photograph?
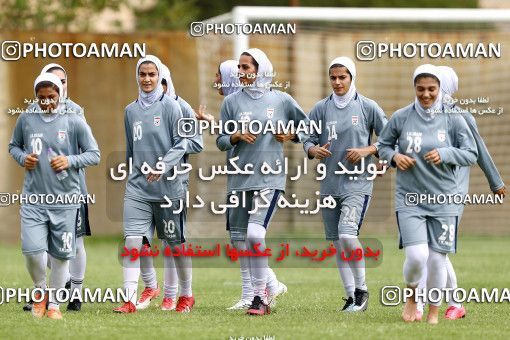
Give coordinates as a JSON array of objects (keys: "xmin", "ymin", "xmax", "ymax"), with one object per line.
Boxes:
[
  {"xmin": 376, "ymin": 160, "xmax": 389, "ymax": 177},
  {"xmin": 393, "ymin": 153, "xmax": 416, "ymax": 171},
  {"xmin": 24, "ymin": 153, "xmax": 39, "ymax": 170},
  {"xmin": 274, "ymin": 133, "xmax": 296, "ymax": 143},
  {"xmin": 50, "ymin": 155, "xmax": 69, "ymax": 172},
  {"xmin": 494, "ymin": 186, "xmax": 506, "ymax": 198},
  {"xmin": 309, "ymin": 143, "xmax": 331, "ymax": 160},
  {"xmin": 424, "ymin": 149, "xmax": 441, "ymax": 165},
  {"xmin": 231, "ymin": 131, "xmax": 257, "ymax": 145},
  {"xmin": 146, "ymin": 173, "xmax": 162, "ymax": 183},
  {"xmin": 345, "ymin": 145, "xmax": 376, "ymax": 164},
  {"xmin": 194, "ymin": 104, "xmax": 214, "ymax": 122}
]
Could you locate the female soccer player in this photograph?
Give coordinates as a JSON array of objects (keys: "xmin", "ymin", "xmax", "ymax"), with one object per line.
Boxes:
[
  {"xmin": 113, "ymin": 55, "xmax": 193, "ymax": 313},
  {"xmin": 9, "ymin": 72, "xmax": 100, "ymax": 320},
  {"xmin": 304, "ymin": 56, "xmax": 387, "ymax": 312},
  {"xmin": 209, "ymin": 59, "xmax": 287, "ymax": 310},
  {"xmin": 23, "ymin": 63, "xmax": 89, "ymax": 312},
  {"xmin": 415, "ymin": 65, "xmax": 506, "ymax": 320},
  {"xmin": 42, "ymin": 63, "xmax": 89, "ymax": 311},
  {"xmin": 137, "ymin": 62, "xmax": 204, "ymax": 312},
  {"xmin": 216, "ymin": 48, "xmax": 309, "ymax": 315},
  {"xmin": 378, "ymin": 64, "xmax": 478, "ymax": 324}
]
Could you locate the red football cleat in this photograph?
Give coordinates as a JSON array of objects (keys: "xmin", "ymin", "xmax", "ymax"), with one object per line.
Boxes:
[
  {"xmin": 161, "ymin": 297, "xmax": 176, "ymax": 311},
  {"xmin": 32, "ymin": 292, "xmax": 48, "ymax": 318},
  {"xmin": 445, "ymin": 305, "xmax": 466, "ymax": 320},
  {"xmin": 175, "ymin": 296, "xmax": 195, "ymax": 313},
  {"xmin": 247, "ymin": 296, "xmax": 270, "ymax": 316},
  {"xmin": 136, "ymin": 286, "xmax": 161, "ymax": 310},
  {"xmin": 113, "ymin": 301, "xmax": 136, "ymax": 313}
]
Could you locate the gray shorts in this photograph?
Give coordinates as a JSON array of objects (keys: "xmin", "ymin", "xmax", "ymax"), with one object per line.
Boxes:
[
  {"xmin": 321, "ymin": 194, "xmax": 371, "ymax": 240},
  {"xmin": 75, "ymin": 203, "xmax": 91, "ymax": 238},
  {"xmin": 226, "ymin": 189, "xmax": 281, "ymax": 241},
  {"xmin": 123, "ymin": 197, "xmax": 186, "ymax": 246},
  {"xmin": 396, "ymin": 211, "xmax": 458, "ymax": 254},
  {"xmin": 21, "ymin": 205, "xmax": 78, "ymax": 259}
]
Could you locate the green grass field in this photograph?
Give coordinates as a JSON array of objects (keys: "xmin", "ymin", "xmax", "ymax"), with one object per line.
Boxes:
[{"xmin": 1, "ymin": 235, "xmax": 509, "ymax": 339}]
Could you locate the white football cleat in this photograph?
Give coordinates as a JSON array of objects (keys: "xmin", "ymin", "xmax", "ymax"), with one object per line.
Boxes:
[
  {"xmin": 227, "ymin": 298, "xmax": 252, "ymax": 310},
  {"xmin": 268, "ymin": 282, "xmax": 288, "ymax": 308}
]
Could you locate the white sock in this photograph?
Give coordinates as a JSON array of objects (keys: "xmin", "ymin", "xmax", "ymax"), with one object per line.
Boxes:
[
  {"xmin": 416, "ymin": 266, "xmax": 427, "ymax": 312},
  {"xmin": 48, "ymin": 255, "xmax": 70, "ymax": 310},
  {"xmin": 140, "ymin": 252, "xmax": 158, "ymax": 289},
  {"xmin": 70, "ymin": 236, "xmax": 86, "ymax": 299},
  {"xmin": 25, "ymin": 252, "xmax": 47, "ymax": 290},
  {"xmin": 232, "ymin": 240, "xmax": 254, "ymax": 301},
  {"xmin": 333, "ymin": 240, "xmax": 354, "ymax": 298},
  {"xmin": 339, "ymin": 234, "xmax": 367, "ymax": 291},
  {"xmin": 123, "ymin": 236, "xmax": 142, "ymax": 304},
  {"xmin": 426, "ymin": 248, "xmax": 447, "ymax": 307},
  {"xmin": 162, "ymin": 240, "xmax": 178, "ymax": 299},
  {"xmin": 174, "ymin": 252, "xmax": 192, "ymax": 297},
  {"xmin": 246, "ymin": 222, "xmax": 268, "ymax": 300},
  {"xmin": 266, "ymin": 267, "xmax": 279, "ymax": 296},
  {"xmin": 445, "ymin": 255, "xmax": 461, "ymax": 308},
  {"xmin": 45, "ymin": 252, "xmax": 51, "ymax": 270},
  {"xmin": 403, "ymin": 244, "xmax": 429, "ymax": 286}
]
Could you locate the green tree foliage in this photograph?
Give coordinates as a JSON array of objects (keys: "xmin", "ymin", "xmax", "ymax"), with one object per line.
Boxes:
[
  {"xmin": 0, "ymin": 0, "xmax": 125, "ymax": 31},
  {"xmin": 134, "ymin": 0, "xmax": 199, "ymax": 30}
]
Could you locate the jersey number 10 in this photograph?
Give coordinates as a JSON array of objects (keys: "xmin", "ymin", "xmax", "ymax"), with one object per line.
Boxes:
[{"xmin": 31, "ymin": 137, "xmax": 43, "ymax": 155}]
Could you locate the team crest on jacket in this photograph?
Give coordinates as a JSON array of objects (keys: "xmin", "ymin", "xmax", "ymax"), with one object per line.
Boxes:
[
  {"xmin": 58, "ymin": 130, "xmax": 66, "ymax": 143},
  {"xmin": 438, "ymin": 129, "xmax": 446, "ymax": 142},
  {"xmin": 154, "ymin": 116, "xmax": 161, "ymax": 127},
  {"xmin": 351, "ymin": 115, "xmax": 359, "ymax": 126},
  {"xmin": 266, "ymin": 108, "xmax": 274, "ymax": 118}
]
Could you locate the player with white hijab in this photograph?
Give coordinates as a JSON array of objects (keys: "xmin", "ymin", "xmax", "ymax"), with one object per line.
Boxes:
[
  {"xmin": 378, "ymin": 64, "xmax": 478, "ymax": 324},
  {"xmin": 216, "ymin": 48, "xmax": 309, "ymax": 315},
  {"xmin": 113, "ymin": 55, "xmax": 192, "ymax": 313},
  {"xmin": 9, "ymin": 73, "xmax": 100, "ymax": 319},
  {"xmin": 206, "ymin": 58, "xmax": 286, "ymax": 310},
  {"xmin": 415, "ymin": 65, "xmax": 505, "ymax": 321},
  {"xmin": 22, "ymin": 63, "xmax": 89, "ymax": 312},
  {"xmin": 304, "ymin": 56, "xmax": 388, "ymax": 312},
  {"xmin": 137, "ymin": 62, "xmax": 203, "ymax": 312}
]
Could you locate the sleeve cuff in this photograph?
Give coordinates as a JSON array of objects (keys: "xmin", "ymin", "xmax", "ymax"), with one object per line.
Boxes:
[
  {"xmin": 303, "ymin": 142, "xmax": 315, "ymax": 159},
  {"xmin": 437, "ymin": 148, "xmax": 449, "ymax": 164},
  {"xmin": 490, "ymin": 182, "xmax": 505, "ymax": 192},
  {"xmin": 66, "ymin": 155, "xmax": 75, "ymax": 169}
]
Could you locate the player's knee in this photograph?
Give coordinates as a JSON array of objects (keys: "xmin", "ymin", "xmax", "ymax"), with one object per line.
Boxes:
[
  {"xmin": 125, "ymin": 235, "xmax": 143, "ymax": 250},
  {"xmin": 405, "ymin": 245, "xmax": 428, "ymax": 269},
  {"xmin": 427, "ymin": 249, "xmax": 447, "ymax": 270}
]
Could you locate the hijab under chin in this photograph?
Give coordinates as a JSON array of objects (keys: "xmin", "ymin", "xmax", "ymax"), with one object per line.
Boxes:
[
  {"xmin": 329, "ymin": 56, "xmax": 357, "ymax": 109},
  {"xmin": 241, "ymin": 48, "xmax": 273, "ymax": 100},
  {"xmin": 33, "ymin": 72, "xmax": 64, "ymax": 119},
  {"xmin": 136, "ymin": 55, "xmax": 164, "ymax": 109},
  {"xmin": 413, "ymin": 64, "xmax": 443, "ymax": 120}
]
